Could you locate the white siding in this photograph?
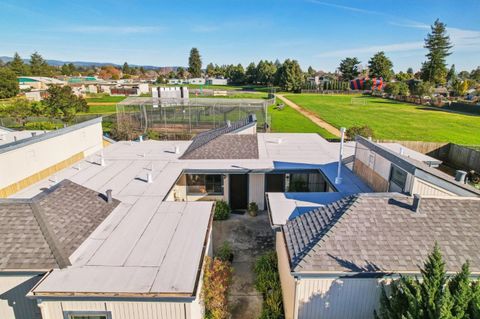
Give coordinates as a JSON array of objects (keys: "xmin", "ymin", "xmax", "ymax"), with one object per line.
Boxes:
[
  {"xmin": 411, "ymin": 177, "xmax": 456, "ymax": 196},
  {"xmin": 248, "ymin": 173, "xmax": 265, "ymax": 209},
  {"xmin": 0, "ymin": 120, "xmax": 103, "ymax": 190},
  {"xmin": 295, "ymin": 277, "xmax": 382, "ymax": 319},
  {"xmin": 276, "ymin": 232, "xmax": 296, "ymax": 319},
  {"xmin": 39, "ymin": 300, "xmax": 191, "ymax": 319},
  {"xmin": 0, "ymin": 274, "xmax": 43, "ymax": 319}
]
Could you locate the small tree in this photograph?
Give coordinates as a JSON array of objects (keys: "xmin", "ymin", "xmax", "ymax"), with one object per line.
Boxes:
[
  {"xmin": 43, "ymin": 85, "xmax": 88, "ymax": 123},
  {"xmin": 0, "ymin": 68, "xmax": 20, "ymax": 99},
  {"xmin": 339, "ymin": 57, "xmax": 361, "ymax": 81},
  {"xmin": 368, "ymin": 51, "xmax": 394, "ymax": 81},
  {"xmin": 346, "ymin": 125, "xmax": 374, "ymax": 140},
  {"xmin": 376, "ymin": 243, "xmax": 480, "ymax": 319}
]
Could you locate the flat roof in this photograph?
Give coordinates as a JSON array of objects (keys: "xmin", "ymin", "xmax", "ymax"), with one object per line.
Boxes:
[
  {"xmin": 11, "ymin": 133, "xmax": 370, "ymax": 296},
  {"xmin": 0, "ymin": 130, "xmax": 47, "ymax": 146}
]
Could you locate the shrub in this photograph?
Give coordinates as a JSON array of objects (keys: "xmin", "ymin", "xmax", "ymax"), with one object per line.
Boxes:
[
  {"xmin": 24, "ymin": 121, "xmax": 62, "ymax": 130},
  {"xmin": 384, "ymin": 82, "xmax": 400, "ymax": 96},
  {"xmin": 202, "ymin": 256, "xmax": 233, "ymax": 319},
  {"xmin": 248, "ymin": 202, "xmax": 259, "ymax": 217},
  {"xmin": 216, "ymin": 241, "xmax": 233, "ymax": 263},
  {"xmin": 214, "ymin": 200, "xmax": 230, "ymax": 220},
  {"xmin": 254, "ymin": 251, "xmax": 284, "ymax": 319},
  {"xmin": 346, "ymin": 125, "xmax": 374, "ymax": 140}
]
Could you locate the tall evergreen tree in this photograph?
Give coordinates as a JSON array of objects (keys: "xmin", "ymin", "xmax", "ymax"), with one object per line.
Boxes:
[
  {"xmin": 449, "ymin": 262, "xmax": 473, "ymax": 318},
  {"xmin": 278, "ymin": 59, "xmax": 304, "ymax": 92},
  {"xmin": 206, "ymin": 63, "xmax": 215, "ymax": 77},
  {"xmin": 339, "ymin": 57, "xmax": 361, "ymax": 81},
  {"xmin": 420, "ymin": 19, "xmax": 453, "ymax": 86},
  {"xmin": 307, "ymin": 66, "xmax": 316, "ymax": 76},
  {"xmin": 122, "ymin": 62, "xmax": 131, "ymax": 75},
  {"xmin": 245, "ymin": 62, "xmax": 257, "ymax": 84},
  {"xmin": 446, "ymin": 64, "xmax": 457, "ymax": 83},
  {"xmin": 0, "ymin": 68, "xmax": 20, "ymax": 98},
  {"xmin": 407, "ymin": 67, "xmax": 414, "ymax": 75},
  {"xmin": 188, "ymin": 48, "xmax": 202, "ymax": 78},
  {"xmin": 9, "ymin": 52, "xmax": 28, "ymax": 75},
  {"xmin": 368, "ymin": 51, "xmax": 394, "ymax": 81},
  {"xmin": 29, "ymin": 52, "xmax": 50, "ymax": 76}
]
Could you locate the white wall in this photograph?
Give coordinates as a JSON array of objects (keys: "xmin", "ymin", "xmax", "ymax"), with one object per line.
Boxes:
[
  {"xmin": 411, "ymin": 177, "xmax": 455, "ymax": 196},
  {"xmin": 39, "ymin": 300, "xmax": 191, "ymax": 319},
  {"xmin": 0, "ymin": 273, "xmax": 43, "ymax": 319},
  {"xmin": 295, "ymin": 277, "xmax": 383, "ymax": 319},
  {"xmin": 0, "ymin": 119, "xmax": 103, "ymax": 191},
  {"xmin": 249, "ymin": 173, "xmax": 265, "ymax": 209},
  {"xmin": 355, "ymin": 145, "xmax": 391, "ymax": 181}
]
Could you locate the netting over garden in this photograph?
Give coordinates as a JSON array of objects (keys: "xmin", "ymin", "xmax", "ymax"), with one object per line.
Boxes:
[{"xmin": 116, "ymin": 97, "xmax": 273, "ymax": 138}]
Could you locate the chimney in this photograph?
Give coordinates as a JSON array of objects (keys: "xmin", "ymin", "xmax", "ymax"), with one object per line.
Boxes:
[
  {"xmin": 412, "ymin": 194, "xmax": 421, "ymax": 213},
  {"xmin": 455, "ymin": 170, "xmax": 467, "ymax": 183},
  {"xmin": 106, "ymin": 189, "xmax": 113, "ymax": 203}
]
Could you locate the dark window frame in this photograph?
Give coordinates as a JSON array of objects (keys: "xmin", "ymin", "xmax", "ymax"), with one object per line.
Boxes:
[
  {"xmin": 389, "ymin": 165, "xmax": 408, "ymax": 192},
  {"xmin": 186, "ymin": 174, "xmax": 224, "ymax": 195}
]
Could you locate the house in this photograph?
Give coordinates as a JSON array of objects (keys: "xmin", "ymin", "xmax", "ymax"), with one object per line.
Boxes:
[
  {"xmin": 1, "ymin": 114, "xmax": 479, "ymax": 319},
  {"xmin": 153, "ymin": 86, "xmax": 189, "ymax": 99},
  {"xmin": 17, "ymin": 77, "xmax": 65, "ymax": 90},
  {"xmin": 206, "ymin": 78, "xmax": 228, "ymax": 85},
  {"xmin": 168, "ymin": 78, "xmax": 206, "ymax": 85},
  {"xmin": 353, "ymin": 136, "xmax": 480, "ymax": 197},
  {"xmin": 271, "ymin": 193, "xmax": 480, "ymax": 319}
]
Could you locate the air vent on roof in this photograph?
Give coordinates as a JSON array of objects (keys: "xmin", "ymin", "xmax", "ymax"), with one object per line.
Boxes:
[
  {"xmin": 106, "ymin": 189, "xmax": 113, "ymax": 203},
  {"xmin": 455, "ymin": 170, "xmax": 467, "ymax": 183},
  {"xmin": 412, "ymin": 194, "xmax": 421, "ymax": 213}
]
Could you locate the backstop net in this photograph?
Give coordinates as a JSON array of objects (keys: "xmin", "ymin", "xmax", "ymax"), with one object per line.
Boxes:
[{"xmin": 116, "ymin": 97, "xmax": 272, "ymax": 139}]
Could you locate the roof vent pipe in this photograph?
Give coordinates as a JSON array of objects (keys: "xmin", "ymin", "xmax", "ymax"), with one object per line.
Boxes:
[
  {"xmin": 455, "ymin": 170, "xmax": 467, "ymax": 183},
  {"xmin": 31, "ymin": 132, "xmax": 37, "ymax": 137},
  {"xmin": 335, "ymin": 127, "xmax": 346, "ymax": 185},
  {"xmin": 175, "ymin": 146, "xmax": 180, "ymax": 154},
  {"xmin": 226, "ymin": 120, "xmax": 231, "ymax": 127},
  {"xmin": 100, "ymin": 152, "xmax": 106, "ymax": 167},
  {"xmin": 277, "ymin": 138, "xmax": 282, "ymax": 144},
  {"xmin": 147, "ymin": 172, "xmax": 153, "ymax": 183},
  {"xmin": 412, "ymin": 194, "xmax": 421, "ymax": 213},
  {"xmin": 399, "ymin": 147, "xmax": 405, "ymax": 155},
  {"xmin": 106, "ymin": 189, "xmax": 113, "ymax": 203}
]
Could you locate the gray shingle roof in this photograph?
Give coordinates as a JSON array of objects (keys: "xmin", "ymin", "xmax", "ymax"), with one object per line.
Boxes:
[
  {"xmin": 180, "ymin": 115, "xmax": 258, "ymax": 160},
  {"xmin": 0, "ymin": 180, "xmax": 119, "ymax": 270},
  {"xmin": 283, "ymin": 194, "xmax": 480, "ymax": 274}
]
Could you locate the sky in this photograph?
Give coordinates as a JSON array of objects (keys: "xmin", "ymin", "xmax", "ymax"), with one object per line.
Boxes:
[{"xmin": 0, "ymin": 0, "xmax": 479, "ymax": 72}]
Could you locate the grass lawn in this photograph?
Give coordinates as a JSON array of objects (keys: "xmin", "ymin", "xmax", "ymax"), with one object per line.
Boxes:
[
  {"xmin": 191, "ymin": 92, "xmax": 270, "ymax": 99},
  {"xmin": 268, "ymin": 104, "xmax": 337, "ymax": 139},
  {"xmin": 84, "ymin": 104, "xmax": 117, "ymax": 114},
  {"xmin": 85, "ymin": 95, "xmax": 127, "ymax": 103},
  {"xmin": 169, "ymin": 84, "xmax": 278, "ymax": 92},
  {"xmin": 285, "ymin": 94, "xmax": 480, "ymax": 144}
]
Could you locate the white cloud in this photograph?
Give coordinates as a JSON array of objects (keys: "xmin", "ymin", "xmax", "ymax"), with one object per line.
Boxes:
[
  {"xmin": 315, "ymin": 41, "xmax": 424, "ymax": 58},
  {"xmin": 307, "ymin": 0, "xmax": 383, "ymax": 15},
  {"xmin": 67, "ymin": 25, "xmax": 164, "ymax": 34}
]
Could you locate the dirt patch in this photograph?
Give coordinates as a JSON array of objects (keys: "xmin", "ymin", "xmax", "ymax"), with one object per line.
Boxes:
[{"xmin": 213, "ymin": 211, "xmax": 274, "ymax": 319}]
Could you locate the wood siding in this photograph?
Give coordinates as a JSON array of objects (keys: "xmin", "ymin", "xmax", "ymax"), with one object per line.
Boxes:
[
  {"xmin": 296, "ymin": 277, "xmax": 383, "ymax": 319},
  {"xmin": 276, "ymin": 232, "xmax": 296, "ymax": 319},
  {"xmin": 353, "ymin": 159, "xmax": 389, "ymax": 192},
  {"xmin": 248, "ymin": 174, "xmax": 265, "ymax": 209},
  {"xmin": 40, "ymin": 300, "xmax": 190, "ymax": 319}
]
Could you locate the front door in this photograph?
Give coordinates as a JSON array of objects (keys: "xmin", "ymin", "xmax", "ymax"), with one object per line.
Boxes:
[{"xmin": 229, "ymin": 174, "xmax": 248, "ymax": 210}]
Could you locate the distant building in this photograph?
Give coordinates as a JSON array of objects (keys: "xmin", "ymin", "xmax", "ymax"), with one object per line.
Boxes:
[
  {"xmin": 206, "ymin": 78, "xmax": 228, "ymax": 85},
  {"xmin": 154, "ymin": 86, "xmax": 189, "ymax": 99},
  {"xmin": 17, "ymin": 76, "xmax": 65, "ymax": 90},
  {"xmin": 167, "ymin": 78, "xmax": 206, "ymax": 85}
]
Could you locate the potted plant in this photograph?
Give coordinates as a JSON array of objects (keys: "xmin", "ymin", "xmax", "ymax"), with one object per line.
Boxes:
[{"xmin": 248, "ymin": 202, "xmax": 259, "ymax": 217}]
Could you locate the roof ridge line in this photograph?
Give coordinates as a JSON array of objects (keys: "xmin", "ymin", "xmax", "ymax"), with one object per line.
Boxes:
[{"xmin": 29, "ymin": 201, "xmax": 71, "ymax": 269}]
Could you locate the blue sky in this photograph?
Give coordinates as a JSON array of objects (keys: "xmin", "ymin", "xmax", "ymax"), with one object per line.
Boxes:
[{"xmin": 1, "ymin": 0, "xmax": 479, "ymax": 72}]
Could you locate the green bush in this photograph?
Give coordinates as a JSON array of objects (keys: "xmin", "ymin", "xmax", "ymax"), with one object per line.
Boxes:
[
  {"xmin": 346, "ymin": 125, "xmax": 375, "ymax": 140},
  {"xmin": 214, "ymin": 200, "xmax": 230, "ymax": 220},
  {"xmin": 216, "ymin": 241, "xmax": 233, "ymax": 263},
  {"xmin": 24, "ymin": 121, "xmax": 62, "ymax": 130},
  {"xmin": 254, "ymin": 251, "xmax": 284, "ymax": 319},
  {"xmin": 248, "ymin": 202, "xmax": 259, "ymax": 217}
]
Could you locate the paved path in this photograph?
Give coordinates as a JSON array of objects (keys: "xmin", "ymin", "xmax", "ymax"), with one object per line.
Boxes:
[
  {"xmin": 213, "ymin": 212, "xmax": 274, "ymax": 319},
  {"xmin": 276, "ymin": 94, "xmax": 341, "ymax": 137}
]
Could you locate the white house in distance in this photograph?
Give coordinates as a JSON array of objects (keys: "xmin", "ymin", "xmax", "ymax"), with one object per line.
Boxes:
[{"xmin": 0, "ymin": 115, "xmax": 479, "ymax": 319}]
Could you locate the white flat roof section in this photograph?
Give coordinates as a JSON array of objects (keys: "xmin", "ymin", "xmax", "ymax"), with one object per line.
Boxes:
[
  {"xmin": 0, "ymin": 130, "xmax": 47, "ymax": 146},
  {"xmin": 380, "ymin": 142, "xmax": 442, "ymax": 167},
  {"xmin": 267, "ymin": 192, "xmax": 346, "ymax": 226},
  {"xmin": 8, "ymin": 132, "xmax": 370, "ymax": 297}
]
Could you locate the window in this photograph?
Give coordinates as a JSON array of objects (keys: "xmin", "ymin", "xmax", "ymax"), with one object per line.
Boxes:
[
  {"xmin": 64, "ymin": 311, "xmax": 111, "ymax": 319},
  {"xmin": 286, "ymin": 173, "xmax": 330, "ymax": 192},
  {"xmin": 389, "ymin": 165, "xmax": 407, "ymax": 192},
  {"xmin": 186, "ymin": 174, "xmax": 223, "ymax": 195}
]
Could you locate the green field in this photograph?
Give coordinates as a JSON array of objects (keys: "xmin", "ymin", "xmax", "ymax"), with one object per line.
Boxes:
[
  {"xmin": 285, "ymin": 94, "xmax": 480, "ymax": 144},
  {"xmin": 191, "ymin": 92, "xmax": 270, "ymax": 99},
  {"xmin": 268, "ymin": 104, "xmax": 337, "ymax": 139},
  {"xmin": 169, "ymin": 84, "xmax": 278, "ymax": 92},
  {"xmin": 85, "ymin": 95, "xmax": 127, "ymax": 103}
]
